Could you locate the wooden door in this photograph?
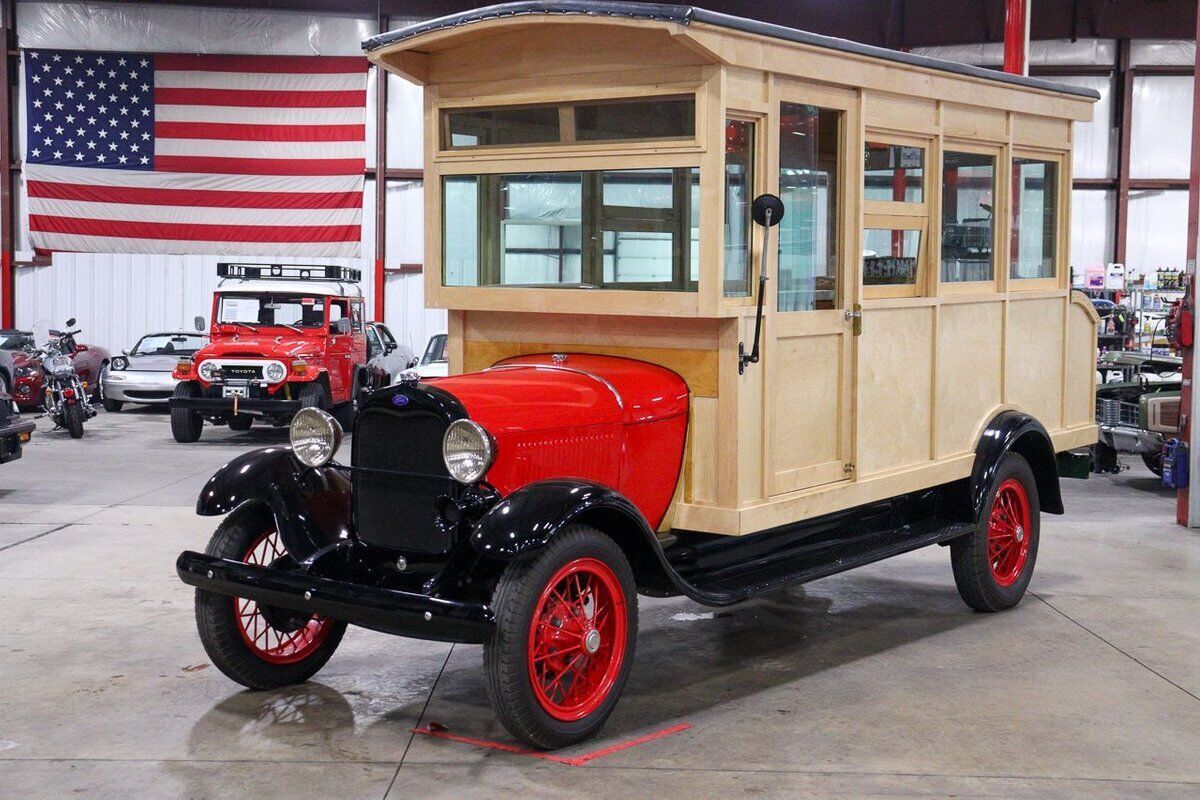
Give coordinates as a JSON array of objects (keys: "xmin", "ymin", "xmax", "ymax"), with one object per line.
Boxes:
[{"xmin": 765, "ymin": 86, "xmax": 857, "ymax": 496}]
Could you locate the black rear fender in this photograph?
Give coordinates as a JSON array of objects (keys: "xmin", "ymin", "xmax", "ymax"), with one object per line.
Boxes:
[
  {"xmin": 469, "ymin": 480, "xmax": 677, "ymax": 594},
  {"xmin": 968, "ymin": 411, "xmax": 1064, "ymax": 519},
  {"xmin": 196, "ymin": 445, "xmax": 351, "ymax": 560}
]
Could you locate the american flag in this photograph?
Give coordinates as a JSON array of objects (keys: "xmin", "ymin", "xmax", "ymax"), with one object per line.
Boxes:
[{"xmin": 23, "ymin": 49, "xmax": 369, "ymax": 257}]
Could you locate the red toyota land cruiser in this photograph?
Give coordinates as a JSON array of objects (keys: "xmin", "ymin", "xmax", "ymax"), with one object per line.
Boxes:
[{"xmin": 168, "ymin": 263, "xmax": 371, "ymax": 441}]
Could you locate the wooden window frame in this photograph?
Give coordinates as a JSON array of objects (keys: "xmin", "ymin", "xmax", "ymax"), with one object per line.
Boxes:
[
  {"xmin": 937, "ymin": 140, "xmax": 1004, "ymax": 296},
  {"xmin": 722, "ymin": 112, "xmax": 764, "ymax": 304},
  {"xmin": 862, "ymin": 131, "xmax": 933, "ymax": 300},
  {"xmin": 1008, "ymin": 148, "xmax": 1066, "ymax": 292},
  {"xmin": 861, "ymin": 214, "xmax": 928, "ymax": 300}
]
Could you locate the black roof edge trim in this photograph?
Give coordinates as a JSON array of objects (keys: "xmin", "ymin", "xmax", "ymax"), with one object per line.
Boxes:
[{"xmin": 362, "ymin": 1, "xmax": 1100, "ymax": 101}]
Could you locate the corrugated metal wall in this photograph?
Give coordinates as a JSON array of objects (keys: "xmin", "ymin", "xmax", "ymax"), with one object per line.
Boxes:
[{"xmin": 6, "ymin": 2, "xmax": 444, "ymax": 355}]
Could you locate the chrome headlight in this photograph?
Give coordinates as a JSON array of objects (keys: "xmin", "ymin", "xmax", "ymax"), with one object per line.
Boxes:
[
  {"xmin": 111, "ymin": 356, "xmax": 128, "ymax": 371},
  {"xmin": 290, "ymin": 407, "xmax": 343, "ymax": 468},
  {"xmin": 443, "ymin": 419, "xmax": 495, "ymax": 484},
  {"xmin": 197, "ymin": 360, "xmax": 220, "ymax": 382},
  {"xmin": 263, "ymin": 361, "xmax": 287, "ymax": 383}
]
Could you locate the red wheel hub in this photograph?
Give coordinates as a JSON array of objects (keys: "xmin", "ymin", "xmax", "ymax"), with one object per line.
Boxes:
[
  {"xmin": 234, "ymin": 530, "xmax": 334, "ymax": 665},
  {"xmin": 987, "ymin": 478, "xmax": 1032, "ymax": 587},
  {"xmin": 527, "ymin": 557, "xmax": 627, "ymax": 722}
]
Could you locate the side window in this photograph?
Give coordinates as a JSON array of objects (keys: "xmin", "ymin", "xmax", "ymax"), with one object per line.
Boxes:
[
  {"xmin": 862, "ymin": 136, "xmax": 930, "ymax": 298},
  {"xmin": 329, "ymin": 300, "xmax": 349, "ymax": 331},
  {"xmin": 941, "ymin": 150, "xmax": 997, "ymax": 284},
  {"xmin": 723, "ymin": 118, "xmax": 756, "ymax": 297},
  {"xmin": 351, "ymin": 301, "xmax": 364, "ymax": 331},
  {"xmin": 778, "ymin": 103, "xmax": 840, "ymax": 311},
  {"xmin": 1010, "ymin": 156, "xmax": 1059, "ymax": 280},
  {"xmin": 366, "ymin": 326, "xmax": 382, "ymax": 357}
]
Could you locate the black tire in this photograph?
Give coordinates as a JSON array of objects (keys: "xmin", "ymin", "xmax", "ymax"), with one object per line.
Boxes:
[
  {"xmin": 171, "ymin": 382, "xmax": 204, "ymax": 443},
  {"xmin": 92, "ymin": 363, "xmax": 107, "ymax": 402},
  {"xmin": 1141, "ymin": 452, "xmax": 1164, "ymax": 477},
  {"xmin": 102, "ymin": 397, "xmax": 124, "ymax": 413},
  {"xmin": 228, "ymin": 414, "xmax": 253, "ymax": 431},
  {"xmin": 296, "ymin": 382, "xmax": 328, "ymax": 410},
  {"xmin": 333, "ymin": 372, "xmax": 362, "ymax": 429},
  {"xmin": 484, "ymin": 525, "xmax": 638, "ymax": 749},
  {"xmin": 63, "ymin": 402, "xmax": 85, "ymax": 439},
  {"xmin": 951, "ymin": 452, "xmax": 1040, "ymax": 612},
  {"xmin": 194, "ymin": 503, "xmax": 347, "ymax": 690}
]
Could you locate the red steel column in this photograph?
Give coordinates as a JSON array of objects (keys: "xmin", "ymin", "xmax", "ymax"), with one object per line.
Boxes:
[
  {"xmin": 373, "ymin": 13, "xmax": 388, "ymax": 323},
  {"xmin": 1180, "ymin": 0, "xmax": 1200, "ymax": 525},
  {"xmin": 1, "ymin": 0, "xmax": 15, "ymax": 329},
  {"xmin": 1003, "ymin": 0, "xmax": 1030, "ymax": 76}
]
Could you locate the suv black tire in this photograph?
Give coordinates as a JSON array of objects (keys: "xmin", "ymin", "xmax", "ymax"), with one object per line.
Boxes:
[
  {"xmin": 228, "ymin": 414, "xmax": 253, "ymax": 431},
  {"xmin": 171, "ymin": 382, "xmax": 204, "ymax": 443},
  {"xmin": 296, "ymin": 382, "xmax": 327, "ymax": 410},
  {"xmin": 1141, "ymin": 452, "xmax": 1164, "ymax": 477},
  {"xmin": 194, "ymin": 503, "xmax": 347, "ymax": 689},
  {"xmin": 484, "ymin": 525, "xmax": 637, "ymax": 749},
  {"xmin": 951, "ymin": 452, "xmax": 1040, "ymax": 612}
]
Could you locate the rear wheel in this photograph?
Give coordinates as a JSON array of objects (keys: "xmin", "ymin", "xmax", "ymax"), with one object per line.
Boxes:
[
  {"xmin": 484, "ymin": 526, "xmax": 637, "ymax": 749},
  {"xmin": 63, "ymin": 402, "xmax": 85, "ymax": 438},
  {"xmin": 228, "ymin": 414, "xmax": 253, "ymax": 431},
  {"xmin": 951, "ymin": 453, "xmax": 1040, "ymax": 612},
  {"xmin": 194, "ymin": 503, "xmax": 346, "ymax": 689},
  {"xmin": 171, "ymin": 382, "xmax": 204, "ymax": 443}
]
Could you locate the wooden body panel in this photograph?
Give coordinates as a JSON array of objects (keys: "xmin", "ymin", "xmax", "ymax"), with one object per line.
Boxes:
[{"xmin": 371, "ymin": 12, "xmax": 1099, "ymax": 538}]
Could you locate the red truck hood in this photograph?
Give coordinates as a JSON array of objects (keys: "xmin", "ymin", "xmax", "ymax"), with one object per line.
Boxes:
[
  {"xmin": 194, "ymin": 334, "xmax": 321, "ymax": 362},
  {"xmin": 434, "ymin": 353, "xmax": 689, "ymax": 435}
]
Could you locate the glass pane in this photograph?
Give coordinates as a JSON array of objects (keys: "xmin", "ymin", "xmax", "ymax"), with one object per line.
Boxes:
[
  {"xmin": 1010, "ymin": 158, "xmax": 1059, "ymax": 279},
  {"xmin": 575, "ymin": 97, "xmax": 694, "ymax": 141},
  {"xmin": 864, "ymin": 142, "xmax": 924, "ymax": 202},
  {"xmin": 941, "ymin": 151, "xmax": 996, "ymax": 283},
  {"xmin": 778, "ymin": 103, "xmax": 840, "ymax": 311},
  {"xmin": 444, "ymin": 168, "xmax": 699, "ymax": 291},
  {"xmin": 445, "ymin": 106, "xmax": 560, "ymax": 147},
  {"xmin": 724, "ymin": 119, "xmax": 755, "ymax": 297},
  {"xmin": 500, "ymin": 173, "xmax": 583, "ymax": 285},
  {"xmin": 443, "ymin": 176, "xmax": 479, "ymax": 287},
  {"xmin": 863, "ymin": 229, "xmax": 921, "ymax": 286}
]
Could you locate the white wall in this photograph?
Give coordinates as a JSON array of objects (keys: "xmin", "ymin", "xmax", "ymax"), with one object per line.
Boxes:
[{"xmin": 6, "ymin": 1, "xmax": 444, "ymax": 355}]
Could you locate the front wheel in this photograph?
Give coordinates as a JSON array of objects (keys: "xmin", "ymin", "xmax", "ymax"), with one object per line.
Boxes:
[
  {"xmin": 950, "ymin": 452, "xmax": 1040, "ymax": 612},
  {"xmin": 63, "ymin": 402, "xmax": 85, "ymax": 438},
  {"xmin": 484, "ymin": 525, "xmax": 637, "ymax": 749},
  {"xmin": 102, "ymin": 397, "xmax": 124, "ymax": 413},
  {"xmin": 171, "ymin": 382, "xmax": 204, "ymax": 443},
  {"xmin": 194, "ymin": 503, "xmax": 346, "ymax": 689},
  {"xmin": 1141, "ymin": 452, "xmax": 1164, "ymax": 477}
]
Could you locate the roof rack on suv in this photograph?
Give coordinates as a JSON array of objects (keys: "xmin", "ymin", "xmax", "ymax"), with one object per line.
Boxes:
[{"xmin": 216, "ymin": 263, "xmax": 362, "ymax": 283}]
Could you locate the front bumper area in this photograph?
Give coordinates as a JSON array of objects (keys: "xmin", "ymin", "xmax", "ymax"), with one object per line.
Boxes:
[
  {"xmin": 176, "ymin": 550, "xmax": 494, "ymax": 644},
  {"xmin": 0, "ymin": 419, "xmax": 34, "ymax": 464},
  {"xmin": 1098, "ymin": 424, "xmax": 1163, "ymax": 455},
  {"xmin": 104, "ymin": 370, "xmax": 177, "ymax": 404},
  {"xmin": 169, "ymin": 396, "xmax": 301, "ymax": 414}
]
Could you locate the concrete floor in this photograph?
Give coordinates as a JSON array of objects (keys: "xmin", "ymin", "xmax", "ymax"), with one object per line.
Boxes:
[{"xmin": 1, "ymin": 408, "xmax": 1199, "ymax": 799}]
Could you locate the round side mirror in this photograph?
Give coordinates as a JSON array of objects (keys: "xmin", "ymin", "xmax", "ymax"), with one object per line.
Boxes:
[
  {"xmin": 65, "ymin": 317, "xmax": 77, "ymax": 327},
  {"xmin": 751, "ymin": 194, "xmax": 785, "ymax": 227}
]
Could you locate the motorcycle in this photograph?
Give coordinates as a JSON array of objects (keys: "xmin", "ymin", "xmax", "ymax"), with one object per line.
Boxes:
[{"xmin": 28, "ymin": 317, "xmax": 97, "ymax": 439}]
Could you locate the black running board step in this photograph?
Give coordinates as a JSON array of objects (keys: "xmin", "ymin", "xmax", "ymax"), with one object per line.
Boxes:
[{"xmin": 666, "ymin": 518, "xmax": 974, "ymax": 606}]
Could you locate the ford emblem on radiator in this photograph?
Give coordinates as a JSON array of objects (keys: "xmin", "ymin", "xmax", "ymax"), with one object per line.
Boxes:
[{"xmin": 392, "ymin": 394, "xmax": 410, "ymax": 407}]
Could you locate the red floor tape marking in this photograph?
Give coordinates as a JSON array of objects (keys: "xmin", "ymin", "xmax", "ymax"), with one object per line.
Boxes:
[{"xmin": 411, "ymin": 722, "xmax": 693, "ymax": 767}]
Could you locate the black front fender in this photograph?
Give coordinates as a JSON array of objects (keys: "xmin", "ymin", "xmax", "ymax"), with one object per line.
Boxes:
[
  {"xmin": 972, "ymin": 411, "xmax": 1064, "ymax": 519},
  {"xmin": 196, "ymin": 445, "xmax": 351, "ymax": 559},
  {"xmin": 469, "ymin": 479, "xmax": 680, "ymax": 595}
]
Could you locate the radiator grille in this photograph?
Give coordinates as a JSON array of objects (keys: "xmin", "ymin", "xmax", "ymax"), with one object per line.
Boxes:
[
  {"xmin": 352, "ymin": 406, "xmax": 457, "ymax": 553},
  {"xmin": 1096, "ymin": 397, "xmax": 1137, "ymax": 427}
]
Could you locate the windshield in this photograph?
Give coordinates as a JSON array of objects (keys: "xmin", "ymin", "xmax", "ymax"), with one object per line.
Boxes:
[
  {"xmin": 422, "ymin": 334, "xmax": 447, "ymax": 366},
  {"xmin": 133, "ymin": 333, "xmax": 206, "ymax": 356},
  {"xmin": 0, "ymin": 331, "xmax": 34, "ymax": 350},
  {"xmin": 217, "ymin": 294, "xmax": 327, "ymax": 329}
]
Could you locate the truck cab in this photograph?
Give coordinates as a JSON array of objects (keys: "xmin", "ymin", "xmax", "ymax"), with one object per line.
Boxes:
[{"xmin": 168, "ymin": 263, "xmax": 369, "ymax": 441}]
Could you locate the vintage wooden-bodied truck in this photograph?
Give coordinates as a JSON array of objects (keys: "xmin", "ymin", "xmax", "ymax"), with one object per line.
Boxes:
[{"xmin": 176, "ymin": 2, "xmax": 1099, "ymax": 749}]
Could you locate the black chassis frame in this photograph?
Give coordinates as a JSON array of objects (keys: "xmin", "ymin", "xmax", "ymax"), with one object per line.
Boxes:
[{"xmin": 177, "ymin": 381, "xmax": 1066, "ymax": 646}]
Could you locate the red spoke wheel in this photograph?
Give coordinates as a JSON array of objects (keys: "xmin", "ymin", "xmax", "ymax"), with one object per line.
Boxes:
[
  {"xmin": 951, "ymin": 452, "xmax": 1040, "ymax": 612},
  {"xmin": 194, "ymin": 503, "xmax": 347, "ymax": 689},
  {"xmin": 486, "ymin": 526, "xmax": 637, "ymax": 750},
  {"xmin": 234, "ymin": 530, "xmax": 337, "ymax": 665}
]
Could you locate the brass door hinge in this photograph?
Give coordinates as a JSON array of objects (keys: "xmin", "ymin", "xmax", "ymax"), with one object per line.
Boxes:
[{"xmin": 845, "ymin": 304, "xmax": 862, "ymax": 336}]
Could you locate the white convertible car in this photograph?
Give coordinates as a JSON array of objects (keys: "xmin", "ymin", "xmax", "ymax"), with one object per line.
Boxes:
[{"xmin": 103, "ymin": 331, "xmax": 207, "ymax": 411}]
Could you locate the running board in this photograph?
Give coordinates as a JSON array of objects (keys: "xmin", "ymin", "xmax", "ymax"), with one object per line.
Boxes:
[{"xmin": 661, "ymin": 496, "xmax": 975, "ymax": 606}]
